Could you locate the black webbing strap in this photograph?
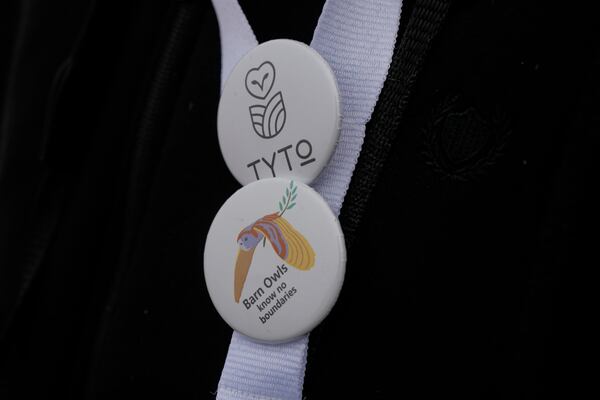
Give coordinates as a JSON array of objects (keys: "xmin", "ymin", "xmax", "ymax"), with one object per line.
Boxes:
[
  {"xmin": 304, "ymin": 2, "xmax": 453, "ymax": 394},
  {"xmin": 340, "ymin": 0, "xmax": 452, "ymax": 247}
]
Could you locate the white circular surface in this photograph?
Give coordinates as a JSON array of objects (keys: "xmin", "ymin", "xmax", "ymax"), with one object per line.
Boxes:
[
  {"xmin": 204, "ymin": 178, "xmax": 346, "ymax": 343},
  {"xmin": 217, "ymin": 39, "xmax": 341, "ymax": 185}
]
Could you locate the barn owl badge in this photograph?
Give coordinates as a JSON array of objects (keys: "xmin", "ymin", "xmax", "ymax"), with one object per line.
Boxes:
[{"xmin": 234, "ymin": 181, "xmax": 315, "ymax": 303}]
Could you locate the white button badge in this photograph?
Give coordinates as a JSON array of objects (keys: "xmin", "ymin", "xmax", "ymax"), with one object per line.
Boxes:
[
  {"xmin": 204, "ymin": 178, "xmax": 346, "ymax": 343},
  {"xmin": 217, "ymin": 39, "xmax": 341, "ymax": 185}
]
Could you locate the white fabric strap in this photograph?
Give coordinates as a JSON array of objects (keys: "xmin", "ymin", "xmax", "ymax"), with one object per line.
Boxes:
[
  {"xmin": 211, "ymin": 1, "xmax": 402, "ymax": 399},
  {"xmin": 310, "ymin": 0, "xmax": 401, "ymax": 215},
  {"xmin": 217, "ymin": 332, "xmax": 309, "ymax": 400},
  {"xmin": 212, "ymin": 0, "xmax": 258, "ymax": 90}
]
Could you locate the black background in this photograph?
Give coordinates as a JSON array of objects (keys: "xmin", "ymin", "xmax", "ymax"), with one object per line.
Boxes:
[{"xmin": 1, "ymin": 0, "xmax": 598, "ymax": 398}]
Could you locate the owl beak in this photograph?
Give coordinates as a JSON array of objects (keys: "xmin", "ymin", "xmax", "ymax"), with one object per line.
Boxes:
[{"xmin": 234, "ymin": 248, "xmax": 256, "ymax": 303}]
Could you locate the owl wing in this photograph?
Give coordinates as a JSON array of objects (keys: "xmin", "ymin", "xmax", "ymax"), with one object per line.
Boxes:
[{"xmin": 252, "ymin": 214, "xmax": 315, "ymax": 270}]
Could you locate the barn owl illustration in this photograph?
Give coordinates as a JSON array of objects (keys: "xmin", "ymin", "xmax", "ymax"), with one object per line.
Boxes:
[{"xmin": 233, "ymin": 181, "xmax": 315, "ymax": 303}]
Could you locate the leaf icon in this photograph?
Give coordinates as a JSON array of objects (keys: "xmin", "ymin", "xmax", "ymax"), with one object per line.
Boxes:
[{"xmin": 277, "ymin": 180, "xmax": 299, "ymax": 216}]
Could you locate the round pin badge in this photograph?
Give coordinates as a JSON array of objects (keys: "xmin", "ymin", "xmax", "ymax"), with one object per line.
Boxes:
[
  {"xmin": 204, "ymin": 178, "xmax": 346, "ymax": 343},
  {"xmin": 217, "ymin": 39, "xmax": 341, "ymax": 185}
]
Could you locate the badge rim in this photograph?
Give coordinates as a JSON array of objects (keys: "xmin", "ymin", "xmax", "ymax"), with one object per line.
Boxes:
[
  {"xmin": 203, "ymin": 178, "xmax": 346, "ymax": 343},
  {"xmin": 217, "ymin": 39, "xmax": 341, "ymax": 186}
]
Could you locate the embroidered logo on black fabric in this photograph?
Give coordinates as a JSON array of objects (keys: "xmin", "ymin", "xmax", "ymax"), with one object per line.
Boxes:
[
  {"xmin": 245, "ymin": 61, "xmax": 287, "ymax": 139},
  {"xmin": 422, "ymin": 96, "xmax": 511, "ymax": 180}
]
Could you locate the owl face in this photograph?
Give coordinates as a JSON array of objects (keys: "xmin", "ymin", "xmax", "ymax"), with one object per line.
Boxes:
[{"xmin": 237, "ymin": 229, "xmax": 263, "ymax": 251}]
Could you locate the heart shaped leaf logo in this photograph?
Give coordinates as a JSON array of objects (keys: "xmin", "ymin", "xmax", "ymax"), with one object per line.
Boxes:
[{"xmin": 245, "ymin": 61, "xmax": 276, "ymax": 100}]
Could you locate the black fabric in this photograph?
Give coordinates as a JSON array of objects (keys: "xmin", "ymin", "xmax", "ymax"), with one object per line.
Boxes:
[
  {"xmin": 238, "ymin": 0, "xmax": 325, "ymax": 45},
  {"xmin": 340, "ymin": 0, "xmax": 451, "ymax": 246},
  {"xmin": 87, "ymin": 2, "xmax": 208, "ymax": 396},
  {"xmin": 0, "ymin": 0, "xmax": 96, "ymax": 336},
  {"xmin": 1, "ymin": 0, "xmax": 180, "ymax": 397},
  {"xmin": 1, "ymin": 0, "xmax": 599, "ymax": 399}
]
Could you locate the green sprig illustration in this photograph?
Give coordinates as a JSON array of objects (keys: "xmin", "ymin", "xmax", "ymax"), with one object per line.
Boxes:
[{"xmin": 277, "ymin": 180, "xmax": 297, "ymax": 217}]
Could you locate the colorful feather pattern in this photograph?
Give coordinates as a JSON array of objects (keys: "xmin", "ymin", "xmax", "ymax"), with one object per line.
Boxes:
[
  {"xmin": 251, "ymin": 213, "xmax": 315, "ymax": 270},
  {"xmin": 233, "ymin": 181, "xmax": 315, "ymax": 302}
]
